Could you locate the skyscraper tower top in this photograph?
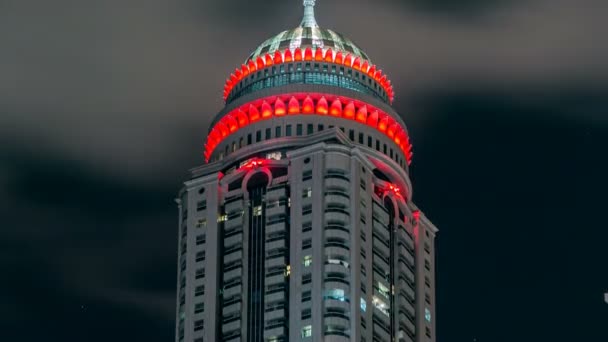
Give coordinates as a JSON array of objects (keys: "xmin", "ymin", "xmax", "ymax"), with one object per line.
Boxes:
[
  {"xmin": 210, "ymin": 0, "xmax": 407, "ymax": 166},
  {"xmin": 175, "ymin": 1, "xmax": 438, "ymax": 341}
]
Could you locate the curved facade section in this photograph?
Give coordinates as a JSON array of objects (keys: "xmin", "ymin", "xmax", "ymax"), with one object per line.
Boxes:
[{"xmin": 175, "ymin": 2, "xmax": 437, "ymax": 342}]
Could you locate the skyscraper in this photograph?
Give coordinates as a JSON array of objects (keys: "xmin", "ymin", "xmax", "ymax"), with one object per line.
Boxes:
[{"xmin": 175, "ymin": 1, "xmax": 438, "ymax": 341}]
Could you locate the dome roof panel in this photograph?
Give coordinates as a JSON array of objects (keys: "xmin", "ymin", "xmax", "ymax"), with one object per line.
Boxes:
[{"xmin": 248, "ymin": 27, "xmax": 371, "ymax": 63}]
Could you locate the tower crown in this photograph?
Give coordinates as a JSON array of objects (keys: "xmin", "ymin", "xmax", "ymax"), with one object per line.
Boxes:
[{"xmin": 208, "ymin": 1, "xmax": 411, "ymax": 167}]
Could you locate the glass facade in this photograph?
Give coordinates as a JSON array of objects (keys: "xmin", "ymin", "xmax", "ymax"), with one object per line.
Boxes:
[{"xmin": 227, "ymin": 68, "xmax": 389, "ymax": 104}]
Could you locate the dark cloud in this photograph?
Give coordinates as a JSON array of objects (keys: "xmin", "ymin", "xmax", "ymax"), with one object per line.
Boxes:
[
  {"xmin": 406, "ymin": 86, "xmax": 608, "ymax": 341},
  {"xmin": 1, "ymin": 0, "xmax": 607, "ymax": 341}
]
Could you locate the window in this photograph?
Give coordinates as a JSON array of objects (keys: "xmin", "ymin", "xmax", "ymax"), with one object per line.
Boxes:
[
  {"xmin": 195, "ymin": 302, "xmax": 204, "ymax": 314},
  {"xmin": 425, "ymin": 308, "xmax": 432, "ymax": 322},
  {"xmin": 326, "ymin": 257, "xmax": 349, "ymax": 269},
  {"xmin": 196, "ymin": 234, "xmax": 206, "ymax": 245},
  {"xmin": 302, "ymin": 205, "xmax": 312, "ymax": 215},
  {"xmin": 253, "ymin": 205, "xmax": 262, "ymax": 216},
  {"xmin": 302, "ymin": 290, "xmax": 312, "ymax": 302},
  {"xmin": 196, "ymin": 251, "xmax": 205, "ymax": 262},
  {"xmin": 318, "ymin": 124, "xmax": 324, "ymax": 131},
  {"xmin": 195, "ymin": 268, "xmax": 205, "ymax": 279},
  {"xmin": 359, "ymin": 132, "xmax": 364, "ymax": 144},
  {"xmin": 197, "ymin": 200, "xmax": 207, "ymax": 211},
  {"xmin": 302, "ymin": 273, "xmax": 311, "ymax": 284},
  {"xmin": 266, "ymin": 128, "xmax": 271, "ymax": 139},
  {"xmin": 368, "ymin": 136, "xmax": 372, "ymax": 147},
  {"xmin": 286, "ymin": 125, "xmax": 292, "ymax": 136},
  {"xmin": 372, "ymin": 295, "xmax": 389, "ymax": 317},
  {"xmin": 266, "ymin": 151, "xmax": 282, "ymax": 160},
  {"xmin": 194, "ymin": 319, "xmax": 204, "ymax": 331},
  {"xmin": 302, "ymin": 222, "xmax": 312, "ymax": 232},
  {"xmin": 303, "ymin": 170, "xmax": 312, "ymax": 181},
  {"xmin": 217, "ymin": 214, "xmax": 228, "ymax": 222},
  {"xmin": 297, "ymin": 124, "xmax": 303, "ymax": 136},
  {"xmin": 324, "ymin": 288, "xmax": 347, "ymax": 302},
  {"xmin": 301, "ymin": 325, "xmax": 312, "ymax": 338},
  {"xmin": 247, "ymin": 133, "xmax": 252, "ymax": 145},
  {"xmin": 302, "ymin": 309, "xmax": 312, "ymax": 320},
  {"xmin": 195, "ymin": 285, "xmax": 204, "ymax": 296},
  {"xmin": 360, "ymin": 297, "xmax": 367, "ymax": 312},
  {"xmin": 256, "ymin": 130, "xmax": 262, "ymax": 142},
  {"xmin": 349, "ymin": 130, "xmax": 355, "ymax": 141},
  {"xmin": 376, "ymin": 281, "xmax": 390, "ymax": 299},
  {"xmin": 196, "ymin": 218, "xmax": 206, "ymax": 228},
  {"xmin": 307, "ymin": 124, "xmax": 313, "ymax": 134},
  {"xmin": 303, "ymin": 255, "xmax": 312, "ymax": 267},
  {"xmin": 276, "ymin": 126, "xmax": 282, "ymax": 137},
  {"xmin": 303, "ymin": 187, "xmax": 312, "ymax": 198}
]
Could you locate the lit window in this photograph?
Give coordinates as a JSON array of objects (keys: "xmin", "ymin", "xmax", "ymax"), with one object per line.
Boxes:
[
  {"xmin": 253, "ymin": 205, "xmax": 262, "ymax": 216},
  {"xmin": 324, "ymin": 288, "xmax": 346, "ymax": 302},
  {"xmin": 303, "ymin": 255, "xmax": 312, "ymax": 267},
  {"xmin": 425, "ymin": 308, "xmax": 432, "ymax": 322},
  {"xmin": 266, "ymin": 152, "xmax": 282, "ymax": 160},
  {"xmin": 372, "ymin": 296, "xmax": 389, "ymax": 317},
  {"xmin": 285, "ymin": 265, "xmax": 291, "ymax": 277},
  {"xmin": 303, "ymin": 187, "xmax": 312, "ymax": 198},
  {"xmin": 360, "ymin": 297, "xmax": 367, "ymax": 312},
  {"xmin": 377, "ymin": 281, "xmax": 390, "ymax": 299},
  {"xmin": 301, "ymin": 325, "xmax": 312, "ymax": 338},
  {"xmin": 327, "ymin": 258, "xmax": 349, "ymax": 269},
  {"xmin": 217, "ymin": 214, "xmax": 228, "ymax": 222},
  {"xmin": 196, "ymin": 219, "xmax": 206, "ymax": 228}
]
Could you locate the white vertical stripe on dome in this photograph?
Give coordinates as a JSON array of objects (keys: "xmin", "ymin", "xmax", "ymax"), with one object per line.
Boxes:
[
  {"xmin": 289, "ymin": 28, "xmax": 304, "ymax": 51},
  {"xmin": 311, "ymin": 27, "xmax": 325, "ymax": 49},
  {"xmin": 327, "ymin": 30, "xmax": 346, "ymax": 54},
  {"xmin": 268, "ymin": 30, "xmax": 287, "ymax": 54}
]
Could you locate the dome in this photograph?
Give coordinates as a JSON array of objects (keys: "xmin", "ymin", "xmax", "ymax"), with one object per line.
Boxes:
[
  {"xmin": 247, "ymin": 0, "xmax": 370, "ymax": 63},
  {"xmin": 209, "ymin": 1, "xmax": 409, "ymax": 165},
  {"xmin": 248, "ymin": 27, "xmax": 371, "ymax": 63}
]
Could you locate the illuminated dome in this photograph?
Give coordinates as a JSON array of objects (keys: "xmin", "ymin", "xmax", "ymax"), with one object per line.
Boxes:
[
  {"xmin": 248, "ymin": 27, "xmax": 371, "ymax": 63},
  {"xmin": 212, "ymin": 0, "xmax": 408, "ymax": 165},
  {"xmin": 222, "ymin": 1, "xmax": 395, "ymax": 104}
]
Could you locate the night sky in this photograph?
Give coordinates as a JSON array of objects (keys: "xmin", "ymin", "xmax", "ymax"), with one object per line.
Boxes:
[{"xmin": 1, "ymin": 0, "xmax": 607, "ymax": 341}]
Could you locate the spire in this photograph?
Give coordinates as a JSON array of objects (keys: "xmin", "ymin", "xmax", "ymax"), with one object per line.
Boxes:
[{"xmin": 300, "ymin": 0, "xmax": 319, "ymax": 28}]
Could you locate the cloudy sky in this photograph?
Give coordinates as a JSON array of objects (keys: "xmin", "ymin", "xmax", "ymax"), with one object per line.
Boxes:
[{"xmin": 1, "ymin": 0, "xmax": 607, "ymax": 341}]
